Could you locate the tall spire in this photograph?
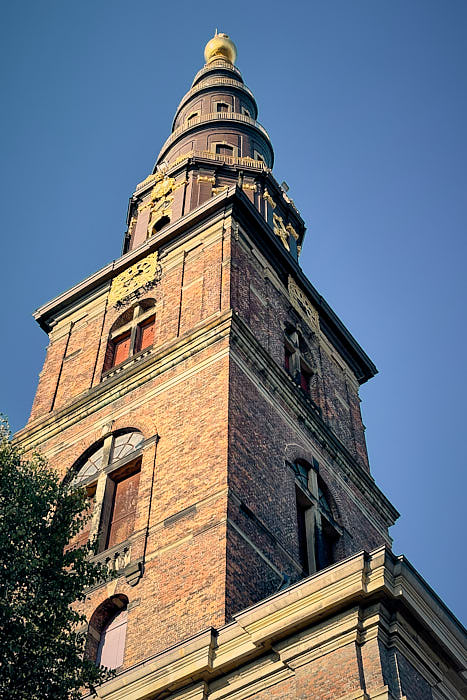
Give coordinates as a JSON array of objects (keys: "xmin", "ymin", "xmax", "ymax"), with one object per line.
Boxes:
[
  {"xmin": 155, "ymin": 32, "xmax": 273, "ymax": 169},
  {"xmin": 124, "ymin": 33, "xmax": 305, "ymax": 257}
]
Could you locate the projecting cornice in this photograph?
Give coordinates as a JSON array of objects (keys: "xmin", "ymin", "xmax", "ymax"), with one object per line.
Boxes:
[{"xmin": 90, "ymin": 547, "xmax": 467, "ymax": 700}]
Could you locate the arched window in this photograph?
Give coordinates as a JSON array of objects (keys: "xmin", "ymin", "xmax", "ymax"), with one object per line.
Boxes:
[
  {"xmin": 71, "ymin": 430, "xmax": 144, "ymax": 552},
  {"xmin": 103, "ymin": 300, "xmax": 156, "ymax": 374},
  {"xmin": 291, "ymin": 460, "xmax": 339, "ymax": 576},
  {"xmin": 87, "ymin": 595, "xmax": 128, "ymax": 670}
]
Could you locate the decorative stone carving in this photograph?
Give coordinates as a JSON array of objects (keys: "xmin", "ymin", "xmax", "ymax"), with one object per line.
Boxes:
[
  {"xmin": 109, "ymin": 252, "xmax": 162, "ymax": 308},
  {"xmin": 273, "ymin": 213, "xmax": 290, "ymax": 251},
  {"xmin": 288, "ymin": 276, "xmax": 320, "ymax": 330}
]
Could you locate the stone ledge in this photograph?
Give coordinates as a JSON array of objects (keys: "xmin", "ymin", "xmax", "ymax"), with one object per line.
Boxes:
[{"xmin": 92, "ymin": 547, "xmax": 466, "ymax": 700}]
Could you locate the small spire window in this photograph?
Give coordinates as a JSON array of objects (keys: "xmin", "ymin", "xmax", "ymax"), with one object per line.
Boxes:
[{"xmin": 215, "ymin": 143, "xmax": 234, "ymax": 156}]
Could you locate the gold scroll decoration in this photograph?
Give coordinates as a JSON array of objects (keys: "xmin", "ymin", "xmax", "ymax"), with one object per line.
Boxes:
[
  {"xmin": 288, "ymin": 276, "xmax": 320, "ymax": 330},
  {"xmin": 273, "ymin": 213, "xmax": 290, "ymax": 251},
  {"xmin": 109, "ymin": 252, "xmax": 160, "ymax": 306},
  {"xmin": 146, "ymin": 175, "xmax": 175, "ymax": 238}
]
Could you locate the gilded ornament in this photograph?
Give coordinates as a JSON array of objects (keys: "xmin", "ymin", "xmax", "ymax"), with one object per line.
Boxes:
[
  {"xmin": 286, "ymin": 223, "xmax": 299, "ymax": 240},
  {"xmin": 273, "ymin": 213, "xmax": 290, "ymax": 251},
  {"xmin": 288, "ymin": 276, "xmax": 319, "ymax": 330},
  {"xmin": 109, "ymin": 252, "xmax": 161, "ymax": 307},
  {"xmin": 263, "ymin": 189, "xmax": 276, "ymax": 209}
]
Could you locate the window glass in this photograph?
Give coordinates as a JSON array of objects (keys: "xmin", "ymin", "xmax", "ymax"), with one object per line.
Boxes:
[
  {"xmin": 106, "ymin": 464, "xmax": 141, "ymax": 549},
  {"xmin": 135, "ymin": 316, "xmax": 155, "ymax": 353},
  {"xmin": 216, "ymin": 102, "xmax": 229, "ymax": 113},
  {"xmin": 74, "ymin": 447, "xmax": 104, "ymax": 485},
  {"xmin": 112, "ymin": 332, "xmax": 131, "ymax": 367},
  {"xmin": 112, "ymin": 432, "xmax": 144, "ymax": 462}
]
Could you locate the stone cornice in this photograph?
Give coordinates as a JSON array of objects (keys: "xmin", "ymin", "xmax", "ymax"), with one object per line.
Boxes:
[
  {"xmin": 91, "ymin": 547, "xmax": 466, "ymax": 700},
  {"xmin": 15, "ymin": 311, "xmax": 234, "ymax": 451}
]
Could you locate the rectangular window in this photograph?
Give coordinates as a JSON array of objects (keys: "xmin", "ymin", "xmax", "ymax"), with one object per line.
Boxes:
[
  {"xmin": 135, "ymin": 316, "xmax": 155, "ymax": 353},
  {"xmin": 216, "ymin": 102, "xmax": 229, "ymax": 113},
  {"xmin": 215, "ymin": 144, "xmax": 234, "ymax": 156},
  {"xmin": 106, "ymin": 462, "xmax": 141, "ymax": 549},
  {"xmin": 106, "ymin": 331, "xmax": 131, "ymax": 370},
  {"xmin": 284, "ymin": 347, "xmax": 292, "ymax": 372}
]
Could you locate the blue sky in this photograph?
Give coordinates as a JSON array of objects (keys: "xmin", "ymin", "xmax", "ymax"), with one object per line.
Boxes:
[{"xmin": 1, "ymin": 1, "xmax": 466, "ymax": 623}]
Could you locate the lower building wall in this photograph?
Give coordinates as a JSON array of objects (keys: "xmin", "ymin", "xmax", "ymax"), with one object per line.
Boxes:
[{"xmin": 93, "ymin": 549, "xmax": 466, "ymax": 700}]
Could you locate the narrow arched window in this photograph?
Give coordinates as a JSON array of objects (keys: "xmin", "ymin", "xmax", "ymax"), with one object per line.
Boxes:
[
  {"xmin": 96, "ymin": 607, "xmax": 128, "ymax": 670},
  {"xmin": 70, "ymin": 429, "xmax": 144, "ymax": 553},
  {"xmin": 103, "ymin": 300, "xmax": 156, "ymax": 374},
  {"xmin": 87, "ymin": 595, "xmax": 128, "ymax": 671},
  {"xmin": 291, "ymin": 460, "xmax": 339, "ymax": 576}
]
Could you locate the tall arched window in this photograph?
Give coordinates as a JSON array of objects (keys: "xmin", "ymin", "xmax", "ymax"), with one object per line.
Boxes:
[
  {"xmin": 87, "ymin": 595, "xmax": 128, "ymax": 670},
  {"xmin": 71, "ymin": 430, "xmax": 144, "ymax": 552},
  {"xmin": 103, "ymin": 300, "xmax": 156, "ymax": 374},
  {"xmin": 291, "ymin": 460, "xmax": 339, "ymax": 576}
]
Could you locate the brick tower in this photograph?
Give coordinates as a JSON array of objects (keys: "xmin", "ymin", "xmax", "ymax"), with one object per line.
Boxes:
[{"xmin": 16, "ymin": 33, "xmax": 466, "ymax": 700}]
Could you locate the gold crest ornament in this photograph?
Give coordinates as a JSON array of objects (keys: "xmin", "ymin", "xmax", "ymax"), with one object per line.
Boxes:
[{"xmin": 109, "ymin": 252, "xmax": 161, "ymax": 308}]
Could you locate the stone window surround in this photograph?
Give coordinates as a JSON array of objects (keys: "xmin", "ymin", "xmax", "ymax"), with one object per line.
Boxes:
[
  {"xmin": 213, "ymin": 99, "xmax": 232, "ymax": 113},
  {"xmin": 104, "ymin": 302, "xmax": 156, "ymax": 375},
  {"xmin": 73, "ymin": 431, "xmax": 144, "ymax": 553}
]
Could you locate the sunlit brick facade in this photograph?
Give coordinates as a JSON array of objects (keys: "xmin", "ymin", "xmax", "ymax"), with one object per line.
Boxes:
[{"xmin": 15, "ymin": 33, "xmax": 466, "ymax": 700}]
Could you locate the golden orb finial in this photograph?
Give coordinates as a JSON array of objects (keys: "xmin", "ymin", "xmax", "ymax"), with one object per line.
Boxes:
[{"xmin": 204, "ymin": 32, "xmax": 237, "ymax": 65}]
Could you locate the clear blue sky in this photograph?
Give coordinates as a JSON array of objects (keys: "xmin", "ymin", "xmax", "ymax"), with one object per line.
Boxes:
[{"xmin": 1, "ymin": 1, "xmax": 466, "ymax": 623}]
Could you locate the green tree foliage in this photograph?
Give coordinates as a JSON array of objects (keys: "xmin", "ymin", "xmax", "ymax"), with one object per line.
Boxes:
[{"xmin": 0, "ymin": 419, "xmax": 113, "ymax": 699}]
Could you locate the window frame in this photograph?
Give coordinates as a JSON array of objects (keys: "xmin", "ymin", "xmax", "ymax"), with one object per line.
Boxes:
[
  {"xmin": 103, "ymin": 303, "xmax": 156, "ymax": 374},
  {"xmin": 72, "ymin": 431, "xmax": 144, "ymax": 554},
  {"xmin": 291, "ymin": 461, "xmax": 340, "ymax": 576}
]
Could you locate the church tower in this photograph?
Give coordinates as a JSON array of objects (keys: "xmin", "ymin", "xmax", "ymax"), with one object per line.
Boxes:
[{"xmin": 16, "ymin": 34, "xmax": 466, "ymax": 700}]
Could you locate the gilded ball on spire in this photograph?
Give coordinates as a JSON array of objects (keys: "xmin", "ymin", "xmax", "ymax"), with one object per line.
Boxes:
[{"xmin": 204, "ymin": 32, "xmax": 237, "ymax": 65}]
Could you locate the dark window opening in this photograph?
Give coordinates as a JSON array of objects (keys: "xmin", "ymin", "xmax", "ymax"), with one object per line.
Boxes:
[
  {"xmin": 215, "ymin": 144, "xmax": 234, "ymax": 156},
  {"xmin": 296, "ymin": 489, "xmax": 310, "ymax": 575},
  {"xmin": 300, "ymin": 366, "xmax": 311, "ymax": 393},
  {"xmin": 216, "ymin": 102, "xmax": 229, "ymax": 113},
  {"xmin": 153, "ymin": 215, "xmax": 170, "ymax": 233}
]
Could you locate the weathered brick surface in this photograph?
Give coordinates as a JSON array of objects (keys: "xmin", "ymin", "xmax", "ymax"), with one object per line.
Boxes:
[{"xmin": 20, "ymin": 216, "xmax": 390, "ymax": 673}]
